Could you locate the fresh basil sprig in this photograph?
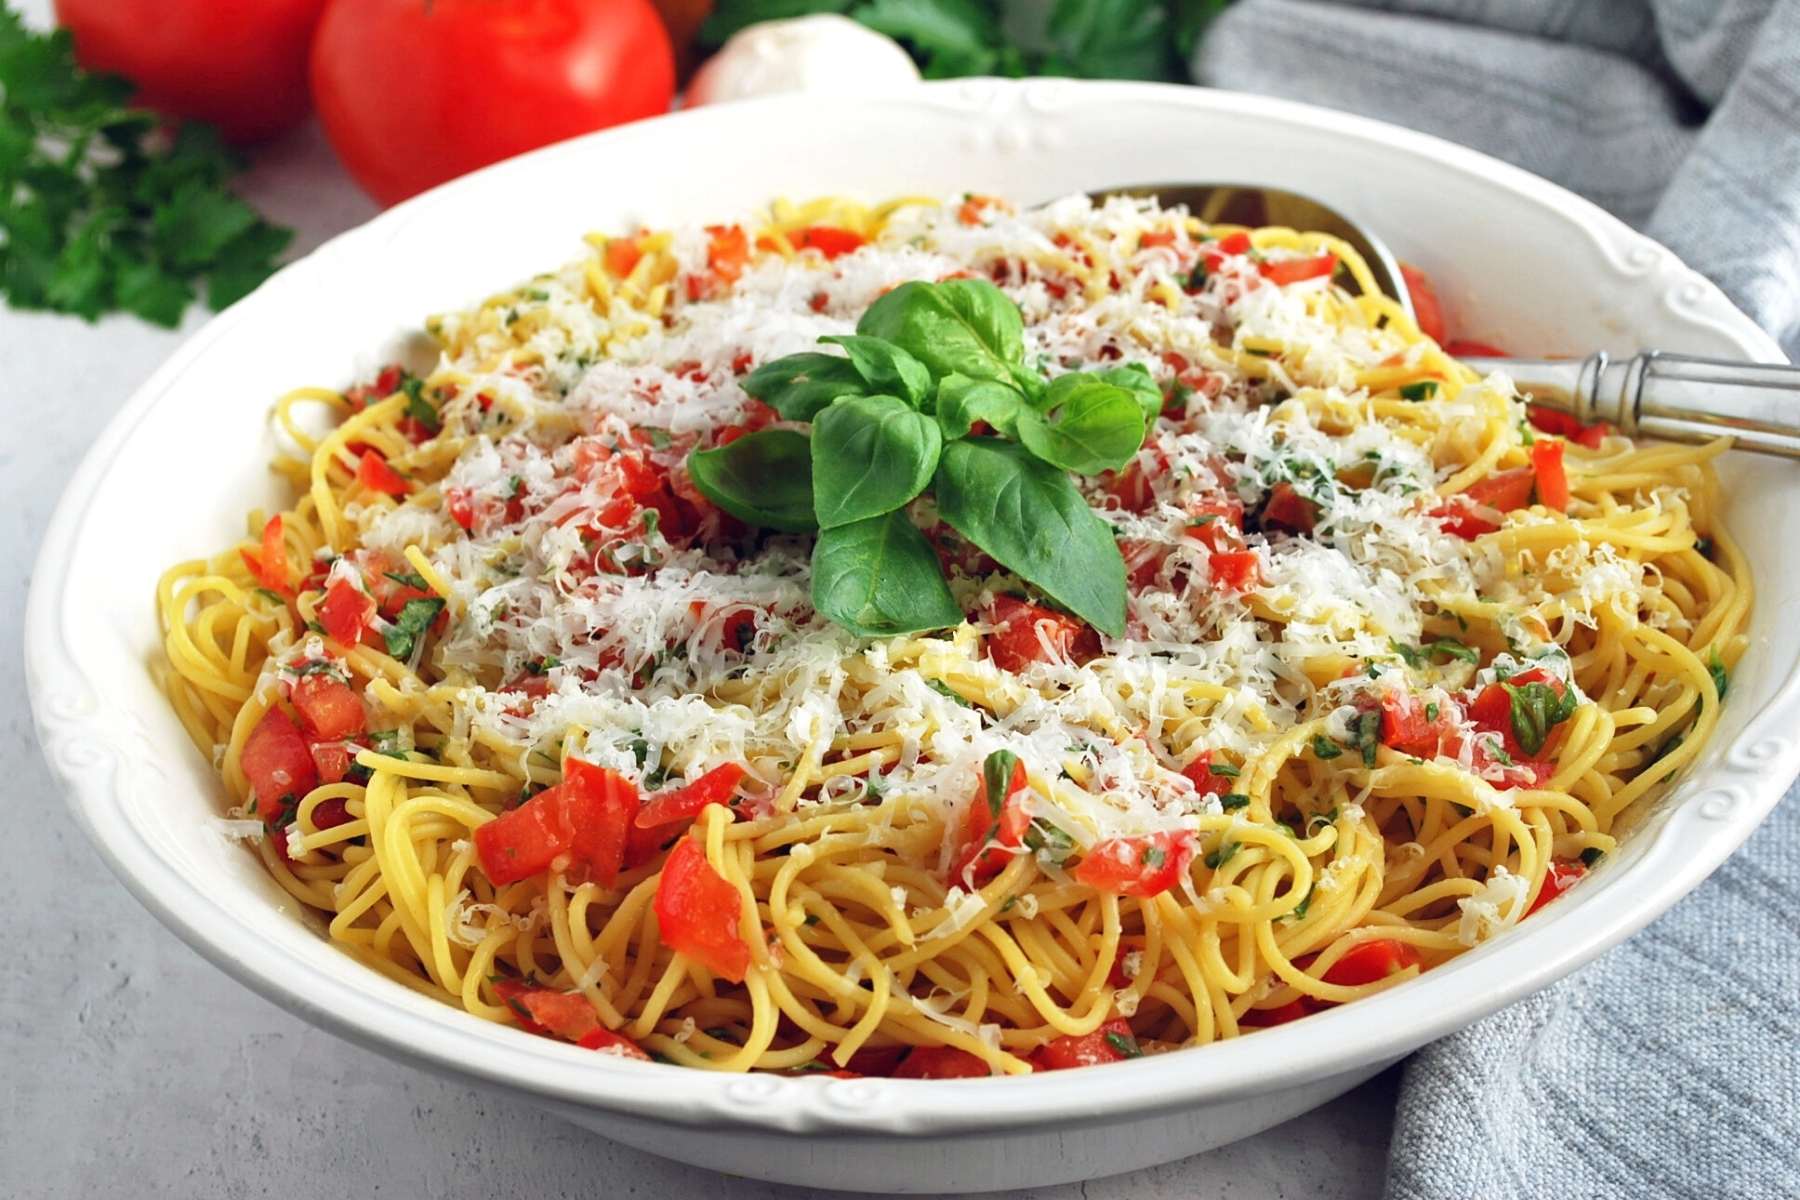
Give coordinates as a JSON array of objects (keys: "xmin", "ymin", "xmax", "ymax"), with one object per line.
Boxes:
[{"xmin": 687, "ymin": 278, "xmax": 1152, "ymax": 639}]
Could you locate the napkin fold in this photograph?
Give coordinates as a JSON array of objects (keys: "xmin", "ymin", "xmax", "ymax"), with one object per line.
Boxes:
[{"xmin": 1192, "ymin": 4, "xmax": 1800, "ymax": 1195}]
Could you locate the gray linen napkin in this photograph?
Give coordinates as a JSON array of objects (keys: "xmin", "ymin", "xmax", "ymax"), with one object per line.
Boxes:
[{"xmin": 1192, "ymin": 4, "xmax": 1800, "ymax": 1195}]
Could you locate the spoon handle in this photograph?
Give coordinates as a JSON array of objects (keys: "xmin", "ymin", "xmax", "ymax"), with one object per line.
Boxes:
[{"xmin": 1462, "ymin": 352, "xmax": 1800, "ymax": 459}]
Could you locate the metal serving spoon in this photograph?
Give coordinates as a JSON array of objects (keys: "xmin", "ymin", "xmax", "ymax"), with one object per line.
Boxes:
[{"xmin": 1091, "ymin": 182, "xmax": 1800, "ymax": 459}]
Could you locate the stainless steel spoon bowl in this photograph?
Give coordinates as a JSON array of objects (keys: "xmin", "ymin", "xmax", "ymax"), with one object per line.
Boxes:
[{"xmin": 1088, "ymin": 182, "xmax": 1800, "ymax": 459}]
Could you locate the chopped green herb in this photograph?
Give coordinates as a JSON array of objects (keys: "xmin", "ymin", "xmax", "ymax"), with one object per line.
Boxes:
[
  {"xmin": 1501, "ymin": 679, "xmax": 1577, "ymax": 756},
  {"xmin": 384, "ymin": 570, "xmax": 430, "ymax": 591},
  {"xmin": 1104, "ymin": 1030, "xmax": 1143, "ymax": 1059},
  {"xmin": 1290, "ymin": 882, "xmax": 1316, "ymax": 920},
  {"xmin": 982, "ymin": 749, "xmax": 1020, "ymax": 818},
  {"xmin": 1024, "ymin": 817, "xmax": 1075, "ymax": 865},
  {"xmin": 1707, "ymin": 647, "xmax": 1729, "ymax": 701},
  {"xmin": 305, "ymin": 620, "xmax": 326, "ymax": 634},
  {"xmin": 1208, "ymin": 762, "xmax": 1240, "ymax": 778},
  {"xmin": 1204, "ymin": 839, "xmax": 1240, "ymax": 869},
  {"xmin": 927, "ymin": 679, "xmax": 974, "ymax": 708},
  {"xmin": 803, "ymin": 912, "xmax": 821, "ymax": 927},
  {"xmin": 1352, "ymin": 709, "xmax": 1381, "ymax": 767},
  {"xmin": 1579, "ymin": 847, "xmax": 1605, "ymax": 867},
  {"xmin": 401, "ymin": 375, "xmax": 441, "ymax": 433},
  {"xmin": 254, "ymin": 587, "xmax": 285, "ymax": 605},
  {"xmin": 382, "ymin": 597, "xmax": 444, "ymax": 659},
  {"xmin": 1141, "ymin": 844, "xmax": 1167, "ymax": 868},
  {"xmin": 641, "ymin": 506, "xmax": 660, "ymax": 538},
  {"xmin": 1398, "ymin": 380, "xmax": 1439, "ymax": 401},
  {"xmin": 1311, "ymin": 735, "xmax": 1342, "ymax": 760},
  {"xmin": 1218, "ymin": 792, "xmax": 1251, "ymax": 811}
]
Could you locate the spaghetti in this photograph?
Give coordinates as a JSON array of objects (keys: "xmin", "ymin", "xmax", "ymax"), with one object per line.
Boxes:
[{"xmin": 156, "ymin": 193, "xmax": 1749, "ymax": 1076}]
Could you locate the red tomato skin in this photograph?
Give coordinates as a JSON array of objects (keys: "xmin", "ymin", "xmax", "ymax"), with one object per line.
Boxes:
[
  {"xmin": 893, "ymin": 1046, "xmax": 990, "ymax": 1079},
  {"xmin": 290, "ymin": 674, "xmax": 365, "ymax": 741},
  {"xmin": 475, "ymin": 790, "xmax": 574, "ymax": 887},
  {"xmin": 558, "ymin": 761, "xmax": 638, "ymax": 887},
  {"xmin": 357, "ymin": 450, "xmax": 409, "ymax": 496},
  {"xmin": 654, "ymin": 836, "xmax": 752, "ymax": 983},
  {"xmin": 1072, "ymin": 832, "xmax": 1195, "ymax": 898},
  {"xmin": 985, "ymin": 596, "xmax": 1101, "ymax": 672},
  {"xmin": 309, "ymin": 742, "xmax": 354, "ymax": 785},
  {"xmin": 1464, "ymin": 467, "xmax": 1537, "ymax": 513},
  {"xmin": 1378, "ymin": 692, "xmax": 1455, "ymax": 759},
  {"xmin": 1209, "ymin": 550, "xmax": 1261, "ymax": 591},
  {"xmin": 953, "ymin": 759, "xmax": 1031, "ymax": 882},
  {"xmin": 311, "ymin": 0, "xmax": 676, "ymax": 206},
  {"xmin": 800, "ymin": 227, "xmax": 866, "ymax": 259},
  {"xmin": 1031, "ymin": 1019, "xmax": 1139, "ymax": 1071},
  {"xmin": 1531, "ymin": 439, "xmax": 1570, "ymax": 511},
  {"xmin": 493, "ymin": 980, "xmax": 650, "ymax": 1059},
  {"xmin": 1444, "ymin": 339, "xmax": 1508, "ymax": 358},
  {"xmin": 56, "ymin": 0, "xmax": 326, "ymax": 143},
  {"xmin": 1259, "ymin": 253, "xmax": 1337, "ymax": 286},
  {"xmin": 1259, "ymin": 483, "xmax": 1317, "ymax": 535},
  {"xmin": 316, "ymin": 578, "xmax": 375, "ymax": 646},
  {"xmin": 1399, "ymin": 263, "xmax": 1447, "ymax": 344},
  {"xmin": 1179, "ymin": 751, "xmax": 1233, "ymax": 797},
  {"xmin": 242, "ymin": 708, "xmax": 319, "ymax": 821},
  {"xmin": 1527, "ymin": 406, "xmax": 1607, "ymax": 449},
  {"xmin": 635, "ymin": 763, "xmax": 748, "ymax": 829},
  {"xmin": 1240, "ymin": 998, "xmax": 1314, "ymax": 1028},
  {"xmin": 1527, "ymin": 859, "xmax": 1586, "ymax": 915},
  {"xmin": 1321, "ymin": 939, "xmax": 1420, "ymax": 987}
]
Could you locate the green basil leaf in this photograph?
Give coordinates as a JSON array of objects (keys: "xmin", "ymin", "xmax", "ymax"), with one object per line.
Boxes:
[
  {"xmin": 740, "ymin": 352, "xmax": 868, "ymax": 421},
  {"xmin": 981, "ymin": 748, "xmax": 1020, "ymax": 817},
  {"xmin": 383, "ymin": 597, "xmax": 445, "ymax": 660},
  {"xmin": 686, "ymin": 429, "xmax": 817, "ymax": 532},
  {"xmin": 933, "ymin": 438, "xmax": 1126, "ymax": 637},
  {"xmin": 1078, "ymin": 363, "xmax": 1164, "ymax": 426},
  {"xmin": 1014, "ymin": 375, "xmax": 1146, "ymax": 475},
  {"xmin": 810, "ymin": 509, "xmax": 963, "ymax": 637},
  {"xmin": 811, "ymin": 395, "xmax": 942, "ymax": 529},
  {"xmin": 936, "ymin": 373, "xmax": 1027, "ymax": 440},
  {"xmin": 819, "ymin": 335, "xmax": 933, "ymax": 408},
  {"xmin": 856, "ymin": 278, "xmax": 1032, "ymax": 390}
]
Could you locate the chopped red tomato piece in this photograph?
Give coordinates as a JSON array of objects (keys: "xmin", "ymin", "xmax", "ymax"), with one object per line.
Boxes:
[
  {"xmin": 654, "ymin": 836, "xmax": 752, "ymax": 983},
  {"xmin": 1444, "ymin": 339, "xmax": 1508, "ymax": 358},
  {"xmin": 1209, "ymin": 550, "xmax": 1261, "ymax": 591},
  {"xmin": 316, "ymin": 578, "xmax": 375, "ymax": 646},
  {"xmin": 1466, "ymin": 466, "xmax": 1537, "ymax": 512},
  {"xmin": 1466, "ymin": 666, "xmax": 1566, "ymax": 768},
  {"xmin": 1260, "ymin": 483, "xmax": 1318, "ymax": 535},
  {"xmin": 290, "ymin": 674, "xmax": 365, "ymax": 742},
  {"xmin": 1181, "ymin": 499, "xmax": 1245, "ymax": 552},
  {"xmin": 799, "ymin": 226, "xmax": 865, "ymax": 259},
  {"xmin": 1320, "ymin": 939, "xmax": 1420, "ymax": 987},
  {"xmin": 557, "ymin": 760, "xmax": 639, "ymax": 888},
  {"xmin": 475, "ymin": 790, "xmax": 573, "ymax": 887},
  {"xmin": 356, "ymin": 449, "xmax": 409, "ymax": 496},
  {"xmin": 1531, "ymin": 439, "xmax": 1569, "ymax": 511},
  {"xmin": 445, "ymin": 487, "xmax": 476, "ymax": 531},
  {"xmin": 241, "ymin": 514, "xmax": 288, "ymax": 593},
  {"xmin": 1179, "ymin": 750, "xmax": 1235, "ymax": 797},
  {"xmin": 894, "ymin": 1046, "xmax": 990, "ymax": 1078},
  {"xmin": 985, "ymin": 595, "xmax": 1102, "ymax": 672},
  {"xmin": 635, "ymin": 763, "xmax": 748, "ymax": 830},
  {"xmin": 1377, "ymin": 692, "xmax": 1456, "ymax": 759},
  {"xmin": 1240, "ymin": 998, "xmax": 1315, "ymax": 1028},
  {"xmin": 1031, "ymin": 1018, "xmax": 1141, "ymax": 1071},
  {"xmin": 309, "ymin": 796, "xmax": 353, "ymax": 830},
  {"xmin": 1527, "ymin": 406, "xmax": 1606, "ymax": 449},
  {"xmin": 1527, "ymin": 859, "xmax": 1587, "ymax": 915},
  {"xmin": 309, "ymin": 742, "xmax": 355, "ymax": 786},
  {"xmin": 1399, "ymin": 264, "xmax": 1446, "ymax": 344},
  {"xmin": 1072, "ymin": 831, "xmax": 1195, "ymax": 898},
  {"xmin": 686, "ymin": 224, "xmax": 750, "ymax": 300},
  {"xmin": 958, "ymin": 195, "xmax": 1003, "ymax": 225},
  {"xmin": 604, "ymin": 235, "xmax": 643, "ymax": 278},
  {"xmin": 953, "ymin": 752, "xmax": 1031, "ymax": 883},
  {"xmin": 241, "ymin": 707, "xmax": 318, "ymax": 822},
  {"xmin": 1260, "ymin": 253, "xmax": 1337, "ymax": 286},
  {"xmin": 493, "ymin": 980, "xmax": 650, "ymax": 1059}
]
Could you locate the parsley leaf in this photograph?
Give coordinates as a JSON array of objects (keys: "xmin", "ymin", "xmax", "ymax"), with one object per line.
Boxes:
[
  {"xmin": 382, "ymin": 597, "xmax": 444, "ymax": 660},
  {"xmin": 0, "ymin": 14, "xmax": 291, "ymax": 326}
]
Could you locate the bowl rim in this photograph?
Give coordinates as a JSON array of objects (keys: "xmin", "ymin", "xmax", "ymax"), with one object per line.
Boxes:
[{"xmin": 26, "ymin": 77, "xmax": 1798, "ymax": 1138}]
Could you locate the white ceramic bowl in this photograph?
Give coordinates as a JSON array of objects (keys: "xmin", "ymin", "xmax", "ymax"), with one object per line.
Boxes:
[{"xmin": 26, "ymin": 80, "xmax": 1799, "ymax": 1194}]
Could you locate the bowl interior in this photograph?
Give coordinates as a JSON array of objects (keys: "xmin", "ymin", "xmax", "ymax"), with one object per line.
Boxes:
[{"xmin": 29, "ymin": 79, "xmax": 1799, "ymax": 1136}]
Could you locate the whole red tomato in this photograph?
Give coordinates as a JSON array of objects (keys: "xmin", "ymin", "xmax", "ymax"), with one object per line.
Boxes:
[
  {"xmin": 311, "ymin": 0, "xmax": 677, "ymax": 207},
  {"xmin": 55, "ymin": 0, "xmax": 327, "ymax": 144}
]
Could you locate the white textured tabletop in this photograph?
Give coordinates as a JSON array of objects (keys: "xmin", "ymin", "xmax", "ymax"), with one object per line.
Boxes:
[{"xmin": 0, "ymin": 5, "xmax": 1397, "ymax": 1192}]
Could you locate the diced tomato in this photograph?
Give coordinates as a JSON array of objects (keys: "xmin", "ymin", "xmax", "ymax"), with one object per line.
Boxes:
[
  {"xmin": 1467, "ymin": 666, "xmax": 1565, "ymax": 768},
  {"xmin": 309, "ymin": 742, "xmax": 355, "ymax": 785},
  {"xmin": 1031, "ymin": 1018, "xmax": 1141, "ymax": 1071},
  {"xmin": 1444, "ymin": 339, "xmax": 1507, "ymax": 358},
  {"xmin": 492, "ymin": 979, "xmax": 650, "ymax": 1059},
  {"xmin": 1260, "ymin": 483, "xmax": 1318, "ymax": 535},
  {"xmin": 604, "ymin": 235, "xmax": 643, "ymax": 277},
  {"xmin": 1180, "ymin": 751, "xmax": 1235, "ymax": 798},
  {"xmin": 1209, "ymin": 550, "xmax": 1261, "ymax": 591},
  {"xmin": 1105, "ymin": 454, "xmax": 1160, "ymax": 513},
  {"xmin": 241, "ymin": 514, "xmax": 289, "ymax": 593},
  {"xmin": 958, "ymin": 195, "xmax": 1002, "ymax": 226},
  {"xmin": 1531, "ymin": 439, "xmax": 1569, "ymax": 511},
  {"xmin": 1320, "ymin": 939, "xmax": 1420, "ymax": 987},
  {"xmin": 952, "ymin": 754, "xmax": 1031, "ymax": 882},
  {"xmin": 1181, "ymin": 499, "xmax": 1245, "ymax": 552},
  {"xmin": 1202, "ymin": 230, "xmax": 1253, "ymax": 275},
  {"xmin": 290, "ymin": 674, "xmax": 365, "ymax": 741},
  {"xmin": 1378, "ymin": 692, "xmax": 1456, "ymax": 759},
  {"xmin": 475, "ymin": 790, "xmax": 572, "ymax": 887},
  {"xmin": 1399, "ymin": 263, "xmax": 1447, "ymax": 344},
  {"xmin": 241, "ymin": 707, "xmax": 318, "ymax": 822},
  {"xmin": 556, "ymin": 760, "xmax": 638, "ymax": 888},
  {"xmin": 1466, "ymin": 466, "xmax": 1537, "ymax": 513},
  {"xmin": 1527, "ymin": 859, "xmax": 1586, "ymax": 916},
  {"xmin": 1431, "ymin": 496, "xmax": 1502, "ymax": 540},
  {"xmin": 355, "ymin": 449, "xmax": 409, "ymax": 497},
  {"xmin": 445, "ymin": 487, "xmax": 477, "ymax": 532},
  {"xmin": 653, "ymin": 836, "xmax": 752, "ymax": 983},
  {"xmin": 310, "ymin": 796, "xmax": 353, "ymax": 830},
  {"xmin": 1260, "ymin": 253, "xmax": 1336, "ymax": 286},
  {"xmin": 893, "ymin": 1046, "xmax": 990, "ymax": 1078},
  {"xmin": 316, "ymin": 578, "xmax": 376, "ymax": 646},
  {"xmin": 1072, "ymin": 831, "xmax": 1195, "ymax": 898},
  {"xmin": 799, "ymin": 226, "xmax": 865, "ymax": 259},
  {"xmin": 985, "ymin": 595, "xmax": 1102, "ymax": 672},
  {"xmin": 1527, "ymin": 406, "xmax": 1606, "ymax": 449},
  {"xmin": 635, "ymin": 763, "xmax": 748, "ymax": 831},
  {"xmin": 837, "ymin": 1044, "xmax": 911, "ymax": 1077},
  {"xmin": 686, "ymin": 224, "xmax": 750, "ymax": 300},
  {"xmin": 1240, "ymin": 998, "xmax": 1315, "ymax": 1028}
]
